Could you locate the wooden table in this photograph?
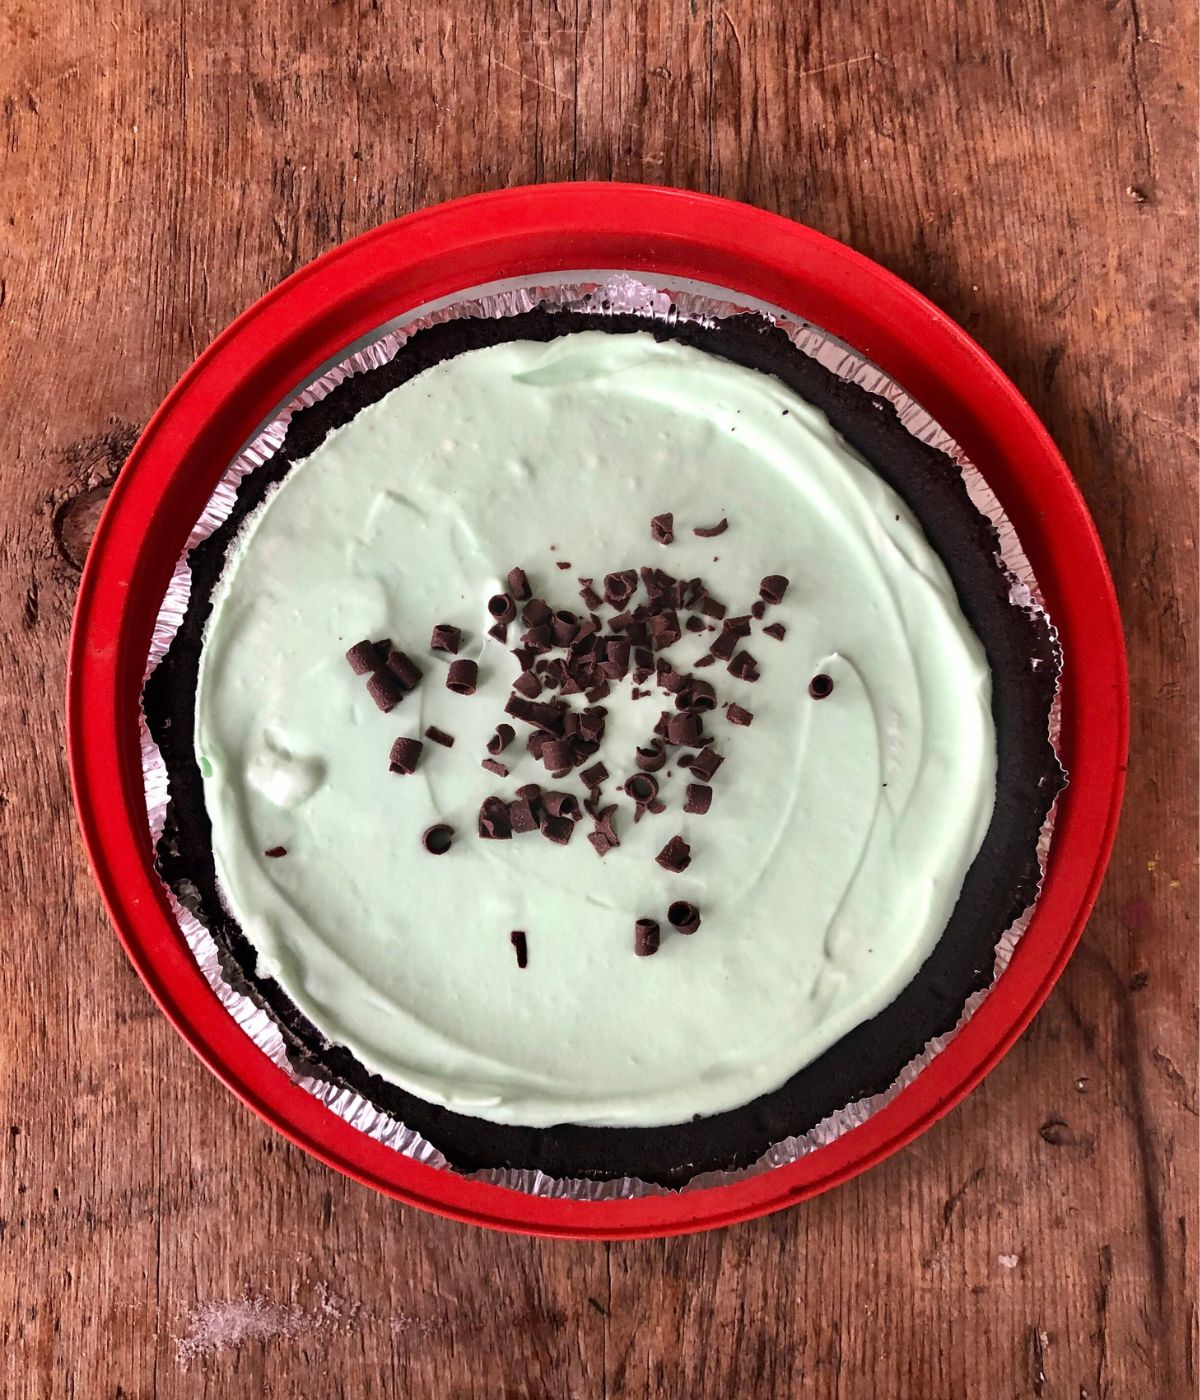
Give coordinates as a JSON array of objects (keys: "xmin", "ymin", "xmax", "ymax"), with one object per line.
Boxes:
[{"xmin": 3, "ymin": 2, "xmax": 1195, "ymax": 1394}]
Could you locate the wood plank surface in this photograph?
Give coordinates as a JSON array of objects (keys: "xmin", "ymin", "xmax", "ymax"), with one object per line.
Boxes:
[{"xmin": 1, "ymin": 1, "xmax": 1195, "ymax": 1394}]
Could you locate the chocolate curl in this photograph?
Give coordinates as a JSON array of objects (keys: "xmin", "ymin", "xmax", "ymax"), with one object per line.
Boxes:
[
  {"xmin": 388, "ymin": 736, "xmax": 423, "ymax": 775},
  {"xmin": 345, "ymin": 640, "xmax": 381, "ymax": 675},
  {"xmin": 446, "ymin": 659, "xmax": 479, "ymax": 694},
  {"xmin": 430, "ymin": 624, "xmax": 462, "ymax": 654},
  {"xmin": 668, "ymin": 900, "xmax": 701, "ymax": 933},
  {"xmin": 634, "ymin": 918, "xmax": 661, "ymax": 956},
  {"xmin": 655, "ymin": 835, "xmax": 692, "ymax": 873},
  {"xmin": 422, "ymin": 824, "xmax": 454, "ymax": 855},
  {"xmin": 650, "ymin": 513, "xmax": 674, "ymax": 545}
]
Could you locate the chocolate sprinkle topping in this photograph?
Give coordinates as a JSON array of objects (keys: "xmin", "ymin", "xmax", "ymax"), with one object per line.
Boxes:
[
  {"xmin": 522, "ymin": 597, "xmax": 552, "ymax": 627},
  {"xmin": 422, "ymin": 824, "xmax": 454, "ymax": 855},
  {"xmin": 446, "ymin": 659, "xmax": 479, "ymax": 695},
  {"xmin": 655, "ymin": 835, "xmax": 692, "ymax": 873},
  {"xmin": 693, "ymin": 518, "xmax": 729, "ymax": 538},
  {"xmin": 634, "ymin": 918, "xmax": 661, "ymax": 957},
  {"xmin": 345, "ymin": 640, "xmax": 381, "ymax": 675},
  {"xmin": 809, "ymin": 673, "xmax": 835, "ymax": 699},
  {"xmin": 487, "ymin": 621, "xmax": 508, "ymax": 643},
  {"xmin": 667, "ymin": 900, "xmax": 701, "ymax": 934},
  {"xmin": 579, "ymin": 761, "xmax": 609, "ymax": 788},
  {"xmin": 603, "ymin": 570, "xmax": 638, "ymax": 609},
  {"xmin": 693, "ymin": 654, "xmax": 716, "ymax": 668},
  {"xmin": 510, "ymin": 930, "xmax": 529, "ymax": 969},
  {"xmin": 726, "ymin": 703, "xmax": 754, "ymax": 727},
  {"xmin": 684, "ymin": 783, "xmax": 713, "ymax": 815},
  {"xmin": 388, "ymin": 736, "xmax": 424, "ymax": 775},
  {"xmin": 750, "ymin": 600, "xmax": 766, "ymax": 621},
  {"xmin": 508, "ymin": 798, "xmax": 538, "ymax": 834},
  {"xmin": 760, "ymin": 574, "xmax": 790, "ymax": 605},
  {"xmin": 763, "ymin": 622, "xmax": 787, "ymax": 641},
  {"xmin": 481, "ymin": 758, "xmax": 510, "ymax": 778},
  {"xmin": 365, "ymin": 672, "xmax": 404, "ymax": 712},
  {"xmin": 424, "ymin": 725, "xmax": 455, "ymax": 748},
  {"xmin": 709, "ymin": 631, "xmax": 736, "ymax": 662},
  {"xmin": 650, "ymin": 512, "xmax": 674, "ymax": 545},
  {"xmin": 430, "ymin": 624, "xmax": 462, "ymax": 654},
  {"xmin": 263, "ymin": 846, "xmax": 288, "ymax": 858},
  {"xmin": 506, "ymin": 566, "xmax": 531, "ymax": 601},
  {"xmin": 588, "ymin": 805, "xmax": 620, "ymax": 857}
]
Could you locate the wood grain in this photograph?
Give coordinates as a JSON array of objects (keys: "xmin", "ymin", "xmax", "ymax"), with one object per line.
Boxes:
[{"xmin": 1, "ymin": 0, "xmax": 1195, "ymax": 1394}]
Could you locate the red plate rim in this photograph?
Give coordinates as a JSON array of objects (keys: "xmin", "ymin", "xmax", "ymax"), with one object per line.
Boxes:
[{"xmin": 67, "ymin": 183, "xmax": 1127, "ymax": 1239}]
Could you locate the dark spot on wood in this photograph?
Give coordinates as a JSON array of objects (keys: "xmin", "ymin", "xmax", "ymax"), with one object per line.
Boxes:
[
  {"xmin": 1129, "ymin": 968, "xmax": 1150, "ymax": 990},
  {"xmin": 22, "ymin": 578, "xmax": 37, "ymax": 630},
  {"xmin": 1039, "ymin": 1117, "xmax": 1076, "ymax": 1147},
  {"xmin": 586, "ymin": 1296, "xmax": 609, "ymax": 1316},
  {"xmin": 1041, "ymin": 342, "xmax": 1066, "ymax": 393}
]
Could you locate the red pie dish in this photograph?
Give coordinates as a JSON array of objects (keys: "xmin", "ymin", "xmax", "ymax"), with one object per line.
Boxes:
[{"xmin": 68, "ymin": 185, "xmax": 1126, "ymax": 1237}]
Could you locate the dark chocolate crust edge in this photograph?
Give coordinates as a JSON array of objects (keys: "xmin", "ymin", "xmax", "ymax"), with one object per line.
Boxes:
[{"xmin": 143, "ymin": 308, "xmax": 1065, "ymax": 1189}]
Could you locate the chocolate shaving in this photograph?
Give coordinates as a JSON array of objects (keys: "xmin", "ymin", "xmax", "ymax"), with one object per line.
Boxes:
[
  {"xmin": 430, "ymin": 624, "xmax": 462, "ymax": 655},
  {"xmin": 726, "ymin": 703, "xmax": 754, "ymax": 727},
  {"xmin": 580, "ymin": 762, "xmax": 609, "ymax": 788},
  {"xmin": 388, "ymin": 736, "xmax": 423, "ymax": 775},
  {"xmin": 487, "ymin": 723, "xmax": 515, "ymax": 754},
  {"xmin": 750, "ymin": 600, "xmax": 766, "ymax": 621},
  {"xmin": 634, "ymin": 918, "xmax": 661, "ymax": 957},
  {"xmin": 689, "ymin": 745, "xmax": 724, "ymax": 783},
  {"xmin": 624, "ymin": 773, "xmax": 659, "ymax": 804},
  {"xmin": 422, "ymin": 824, "xmax": 454, "ymax": 855},
  {"xmin": 685, "ymin": 615, "xmax": 707, "ymax": 634},
  {"xmin": 680, "ymin": 678, "xmax": 717, "ymax": 711},
  {"xmin": 487, "ymin": 621, "xmax": 508, "ymax": 642},
  {"xmin": 478, "ymin": 796, "xmax": 512, "ymax": 840},
  {"xmin": 512, "ymin": 670, "xmax": 543, "ymax": 699},
  {"xmin": 263, "ymin": 846, "xmax": 288, "ymax": 858},
  {"xmin": 666, "ymin": 712, "xmax": 703, "ymax": 747},
  {"xmin": 424, "ymin": 725, "xmax": 455, "ymax": 748},
  {"xmin": 541, "ymin": 814, "xmax": 574, "ymax": 844},
  {"xmin": 522, "ymin": 597, "xmax": 552, "ymax": 626},
  {"xmin": 551, "ymin": 610, "xmax": 580, "ymax": 646},
  {"xmin": 809, "ymin": 673, "xmax": 835, "ymax": 699},
  {"xmin": 510, "ymin": 930, "xmax": 528, "ymax": 969},
  {"xmin": 636, "ymin": 739, "xmax": 667, "ymax": 772},
  {"xmin": 507, "ymin": 566, "xmax": 531, "ymax": 601},
  {"xmin": 588, "ymin": 805, "xmax": 620, "ymax": 856},
  {"xmin": 693, "ymin": 654, "xmax": 716, "ymax": 669},
  {"xmin": 345, "ymin": 640, "xmax": 381, "ymax": 675},
  {"xmin": 760, "ymin": 574, "xmax": 790, "ymax": 605},
  {"xmin": 578, "ymin": 578, "xmax": 603, "ymax": 611},
  {"xmin": 555, "ymin": 560, "xmax": 572, "ymax": 570},
  {"xmin": 446, "ymin": 659, "xmax": 479, "ymax": 695},
  {"xmin": 709, "ymin": 631, "xmax": 737, "ymax": 662},
  {"xmin": 692, "ymin": 518, "xmax": 728, "ymax": 538},
  {"xmin": 508, "ymin": 798, "xmax": 539, "ymax": 834},
  {"xmin": 603, "ymin": 569, "xmax": 638, "ymax": 609},
  {"xmin": 697, "ymin": 593, "xmax": 726, "ymax": 620},
  {"xmin": 667, "ymin": 900, "xmax": 701, "ymax": 933},
  {"xmin": 542, "ymin": 791, "xmax": 581, "ymax": 821},
  {"xmin": 488, "ymin": 593, "xmax": 517, "ymax": 623},
  {"xmin": 385, "ymin": 649, "xmax": 422, "ymax": 691},
  {"xmin": 584, "ymin": 681, "xmax": 611, "ymax": 704},
  {"xmin": 526, "ymin": 730, "xmax": 547, "ymax": 760},
  {"xmin": 366, "ymin": 672, "xmax": 403, "ymax": 712},
  {"xmin": 650, "ymin": 512, "xmax": 674, "ymax": 545},
  {"xmin": 540, "ymin": 737, "xmax": 574, "ymax": 773},
  {"xmin": 728, "ymin": 650, "xmax": 760, "ymax": 682},
  {"xmin": 684, "ymin": 783, "xmax": 713, "ymax": 815},
  {"xmin": 516, "ymin": 782, "xmax": 542, "ymax": 801},
  {"xmin": 764, "ymin": 622, "xmax": 787, "ymax": 641},
  {"xmin": 481, "ymin": 758, "xmax": 510, "ymax": 778},
  {"xmin": 656, "ymin": 835, "xmax": 692, "ymax": 873},
  {"xmin": 722, "ymin": 615, "xmax": 752, "ymax": 639}
]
